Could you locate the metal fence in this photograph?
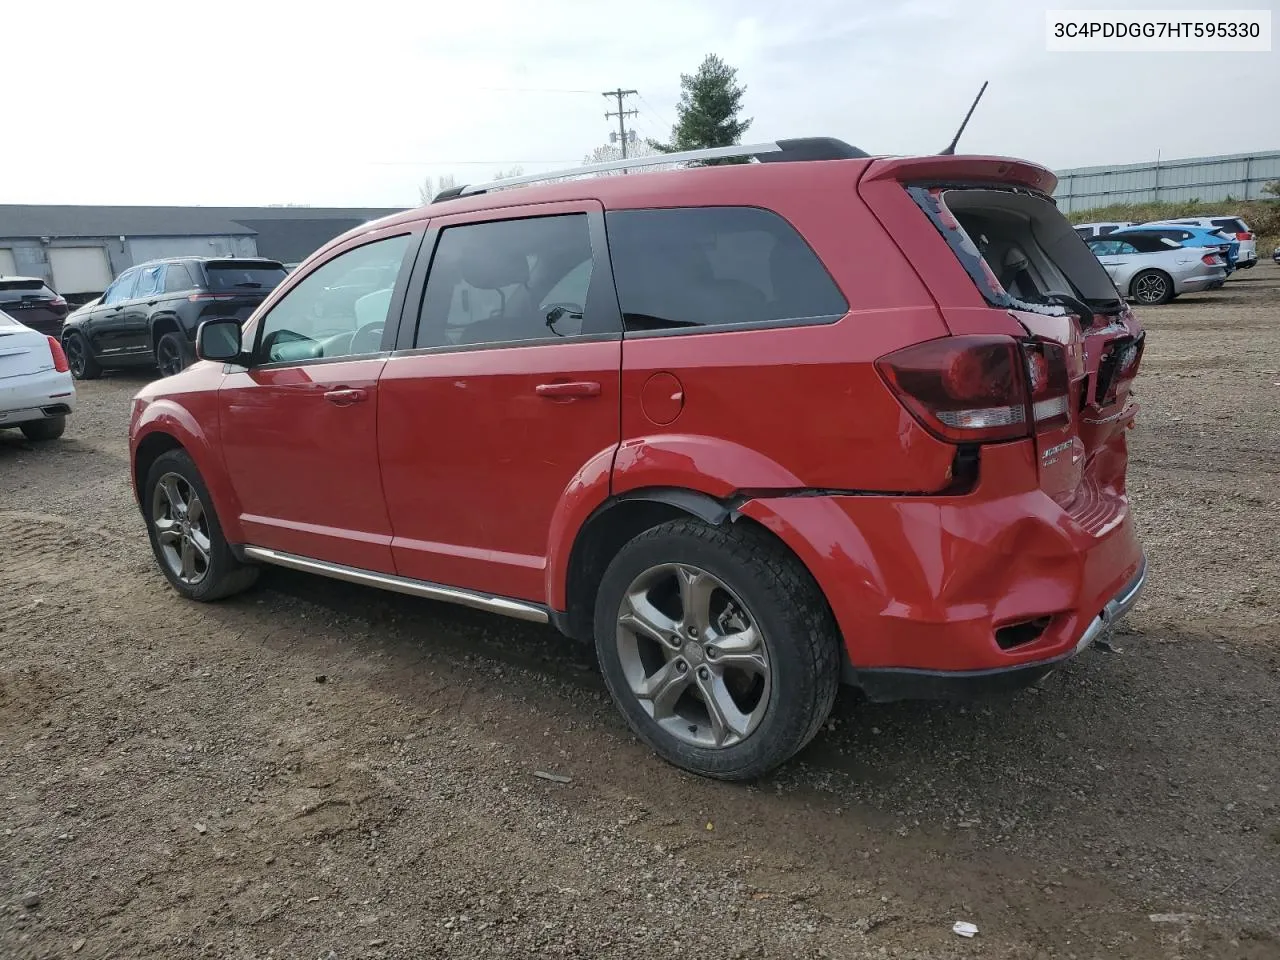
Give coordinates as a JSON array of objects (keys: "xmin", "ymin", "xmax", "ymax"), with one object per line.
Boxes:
[{"xmin": 1053, "ymin": 151, "xmax": 1280, "ymax": 213}]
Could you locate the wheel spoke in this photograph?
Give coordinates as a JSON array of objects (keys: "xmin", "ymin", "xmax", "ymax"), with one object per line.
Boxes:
[
  {"xmin": 694, "ymin": 670, "xmax": 753, "ymax": 747},
  {"xmin": 620, "ymin": 590, "xmax": 682, "ymax": 650},
  {"xmin": 676, "ymin": 565, "xmax": 717, "ymax": 637},
  {"xmin": 180, "ymin": 537, "xmax": 195, "ymax": 579},
  {"xmin": 160, "ymin": 476, "xmax": 185, "ymax": 515},
  {"xmin": 154, "ymin": 517, "xmax": 181, "ymax": 546},
  {"xmin": 634, "ymin": 659, "xmax": 691, "ymax": 720},
  {"xmin": 186, "ymin": 494, "xmax": 204, "ymax": 525},
  {"xmin": 189, "ymin": 528, "xmax": 212, "ymax": 563}
]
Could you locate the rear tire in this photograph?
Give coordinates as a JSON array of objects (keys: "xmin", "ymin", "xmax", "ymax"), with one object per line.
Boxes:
[
  {"xmin": 144, "ymin": 448, "xmax": 258, "ymax": 601},
  {"xmin": 1131, "ymin": 269, "xmax": 1174, "ymax": 305},
  {"xmin": 593, "ymin": 519, "xmax": 841, "ymax": 781},
  {"xmin": 20, "ymin": 416, "xmax": 65, "ymax": 442},
  {"xmin": 63, "ymin": 332, "xmax": 102, "ymax": 380},
  {"xmin": 156, "ymin": 332, "xmax": 195, "ymax": 378}
]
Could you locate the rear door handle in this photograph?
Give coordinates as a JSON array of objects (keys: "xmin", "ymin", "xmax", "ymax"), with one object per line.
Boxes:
[
  {"xmin": 323, "ymin": 387, "xmax": 368, "ymax": 405},
  {"xmin": 535, "ymin": 381, "xmax": 601, "ymax": 398}
]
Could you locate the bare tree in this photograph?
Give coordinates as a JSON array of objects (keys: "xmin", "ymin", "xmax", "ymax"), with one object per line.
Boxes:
[{"xmin": 417, "ymin": 173, "xmax": 459, "ymax": 205}]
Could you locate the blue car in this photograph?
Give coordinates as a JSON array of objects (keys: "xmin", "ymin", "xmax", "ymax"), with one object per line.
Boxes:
[{"xmin": 1109, "ymin": 225, "xmax": 1240, "ymax": 277}]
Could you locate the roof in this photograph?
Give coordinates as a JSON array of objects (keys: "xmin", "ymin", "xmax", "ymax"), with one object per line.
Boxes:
[{"xmin": 0, "ymin": 205, "xmax": 405, "ymax": 240}]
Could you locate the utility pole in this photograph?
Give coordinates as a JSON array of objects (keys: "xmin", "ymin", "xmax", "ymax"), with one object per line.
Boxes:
[{"xmin": 603, "ymin": 88, "xmax": 638, "ymax": 159}]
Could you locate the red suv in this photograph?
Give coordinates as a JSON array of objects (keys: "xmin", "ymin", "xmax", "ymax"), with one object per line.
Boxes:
[{"xmin": 129, "ymin": 139, "xmax": 1146, "ymax": 780}]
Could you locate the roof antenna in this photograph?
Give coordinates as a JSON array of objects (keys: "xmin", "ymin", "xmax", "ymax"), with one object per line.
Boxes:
[{"xmin": 939, "ymin": 81, "xmax": 988, "ymax": 156}]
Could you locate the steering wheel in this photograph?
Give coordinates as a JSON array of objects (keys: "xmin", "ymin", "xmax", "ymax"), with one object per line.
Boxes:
[{"xmin": 350, "ymin": 320, "xmax": 385, "ymax": 355}]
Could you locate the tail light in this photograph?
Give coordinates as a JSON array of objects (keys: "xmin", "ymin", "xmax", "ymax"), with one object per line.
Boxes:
[
  {"xmin": 46, "ymin": 336, "xmax": 70, "ymax": 373},
  {"xmin": 1024, "ymin": 341, "xmax": 1070, "ymax": 429},
  {"xmin": 876, "ymin": 336, "xmax": 1070, "ymax": 444},
  {"xmin": 50, "ymin": 296, "xmax": 67, "ymax": 308},
  {"xmin": 188, "ymin": 292, "xmax": 237, "ymax": 302},
  {"xmin": 1201, "ymin": 253, "xmax": 1221, "ymax": 266},
  {"xmin": 1236, "ymin": 232, "xmax": 1253, "ymax": 241}
]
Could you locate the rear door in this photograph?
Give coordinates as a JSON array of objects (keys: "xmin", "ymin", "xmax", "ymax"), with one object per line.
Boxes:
[{"xmin": 378, "ymin": 201, "xmax": 622, "ymax": 603}]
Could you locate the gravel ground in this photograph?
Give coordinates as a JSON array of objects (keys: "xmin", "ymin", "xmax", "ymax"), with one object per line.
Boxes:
[{"xmin": 2, "ymin": 267, "xmax": 1278, "ymax": 959}]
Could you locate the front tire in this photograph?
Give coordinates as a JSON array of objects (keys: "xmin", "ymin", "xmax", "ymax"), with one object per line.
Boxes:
[
  {"xmin": 1131, "ymin": 269, "xmax": 1174, "ymax": 305},
  {"xmin": 144, "ymin": 449, "xmax": 258, "ymax": 601},
  {"xmin": 20, "ymin": 416, "xmax": 65, "ymax": 441},
  {"xmin": 63, "ymin": 332, "xmax": 102, "ymax": 380},
  {"xmin": 156, "ymin": 332, "xmax": 195, "ymax": 378},
  {"xmin": 593, "ymin": 519, "xmax": 841, "ymax": 781}
]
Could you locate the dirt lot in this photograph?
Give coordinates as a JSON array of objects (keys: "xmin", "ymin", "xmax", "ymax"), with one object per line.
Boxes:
[{"xmin": 3, "ymin": 267, "xmax": 1279, "ymax": 959}]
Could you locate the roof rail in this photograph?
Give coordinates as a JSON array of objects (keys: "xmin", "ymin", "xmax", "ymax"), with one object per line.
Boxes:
[{"xmin": 432, "ymin": 137, "xmax": 869, "ymax": 202}]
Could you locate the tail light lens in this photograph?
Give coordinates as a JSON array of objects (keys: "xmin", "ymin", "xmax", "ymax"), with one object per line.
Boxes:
[
  {"xmin": 50, "ymin": 296, "xmax": 68, "ymax": 308},
  {"xmin": 46, "ymin": 336, "xmax": 70, "ymax": 373},
  {"xmin": 188, "ymin": 292, "xmax": 237, "ymax": 302},
  {"xmin": 877, "ymin": 336, "xmax": 1072, "ymax": 444},
  {"xmin": 1201, "ymin": 253, "xmax": 1221, "ymax": 266},
  {"xmin": 1236, "ymin": 231, "xmax": 1253, "ymax": 241},
  {"xmin": 876, "ymin": 336, "xmax": 1029, "ymax": 443}
]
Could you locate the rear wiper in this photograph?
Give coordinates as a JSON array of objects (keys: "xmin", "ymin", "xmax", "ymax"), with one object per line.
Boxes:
[
  {"xmin": 1041, "ymin": 292, "xmax": 1095, "ymax": 328},
  {"xmin": 233, "ymin": 282, "xmax": 264, "ymax": 289}
]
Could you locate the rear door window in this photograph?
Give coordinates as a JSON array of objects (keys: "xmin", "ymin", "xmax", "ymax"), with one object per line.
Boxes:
[
  {"xmin": 415, "ymin": 213, "xmax": 607, "ymax": 349},
  {"xmin": 605, "ymin": 207, "xmax": 847, "ymax": 333},
  {"xmin": 135, "ymin": 264, "xmax": 164, "ymax": 299}
]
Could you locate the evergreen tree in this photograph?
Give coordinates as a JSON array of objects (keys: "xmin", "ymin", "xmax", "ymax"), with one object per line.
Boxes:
[{"xmin": 651, "ymin": 54, "xmax": 752, "ymax": 154}]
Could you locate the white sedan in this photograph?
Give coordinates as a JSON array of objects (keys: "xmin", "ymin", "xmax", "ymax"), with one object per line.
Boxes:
[{"xmin": 0, "ymin": 308, "xmax": 76, "ymax": 441}]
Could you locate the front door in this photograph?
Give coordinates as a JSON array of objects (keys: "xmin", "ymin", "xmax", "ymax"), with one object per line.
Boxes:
[
  {"xmin": 84, "ymin": 268, "xmax": 139, "ymax": 359},
  {"xmin": 124, "ymin": 262, "xmax": 165, "ymax": 358},
  {"xmin": 218, "ymin": 230, "xmax": 419, "ymax": 572},
  {"xmin": 378, "ymin": 203, "xmax": 623, "ymax": 603}
]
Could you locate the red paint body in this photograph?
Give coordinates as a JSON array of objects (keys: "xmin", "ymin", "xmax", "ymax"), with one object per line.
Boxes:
[{"xmin": 129, "ymin": 152, "xmax": 1144, "ymax": 680}]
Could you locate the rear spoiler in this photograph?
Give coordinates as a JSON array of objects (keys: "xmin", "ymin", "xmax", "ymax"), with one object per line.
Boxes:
[{"xmin": 860, "ymin": 155, "xmax": 1057, "ymax": 194}]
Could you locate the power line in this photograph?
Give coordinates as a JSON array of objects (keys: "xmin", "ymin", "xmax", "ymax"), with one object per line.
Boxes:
[{"xmin": 637, "ymin": 93, "xmax": 674, "ymax": 133}]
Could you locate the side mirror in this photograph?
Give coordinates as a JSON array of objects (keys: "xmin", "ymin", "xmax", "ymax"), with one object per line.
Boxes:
[{"xmin": 195, "ymin": 318, "xmax": 244, "ymax": 363}]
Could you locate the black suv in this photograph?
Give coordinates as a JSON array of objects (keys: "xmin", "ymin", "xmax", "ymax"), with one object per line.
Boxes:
[{"xmin": 61, "ymin": 257, "xmax": 288, "ymax": 379}]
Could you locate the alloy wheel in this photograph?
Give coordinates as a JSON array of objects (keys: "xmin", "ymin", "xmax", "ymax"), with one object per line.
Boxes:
[
  {"xmin": 157, "ymin": 338, "xmax": 184, "ymax": 377},
  {"xmin": 65, "ymin": 337, "xmax": 85, "ymax": 377},
  {"xmin": 1135, "ymin": 273, "xmax": 1168, "ymax": 304},
  {"xmin": 151, "ymin": 472, "xmax": 212, "ymax": 585},
  {"xmin": 615, "ymin": 563, "xmax": 772, "ymax": 749}
]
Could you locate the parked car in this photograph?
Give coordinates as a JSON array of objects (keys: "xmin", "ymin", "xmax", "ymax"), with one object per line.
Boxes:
[
  {"xmin": 1147, "ymin": 216, "xmax": 1258, "ymax": 269},
  {"xmin": 129, "ymin": 140, "xmax": 1146, "ymax": 780},
  {"xmin": 1273, "ymin": 245, "xmax": 1280, "ymax": 264},
  {"xmin": 0, "ymin": 308, "xmax": 75, "ymax": 441},
  {"xmin": 60, "ymin": 257, "xmax": 289, "ymax": 380},
  {"xmin": 1107, "ymin": 225, "xmax": 1239, "ymax": 275},
  {"xmin": 1086, "ymin": 233, "xmax": 1228, "ymax": 304},
  {"xmin": 0, "ymin": 277, "xmax": 69, "ymax": 337},
  {"xmin": 1073, "ymin": 221, "xmax": 1136, "ymax": 240}
]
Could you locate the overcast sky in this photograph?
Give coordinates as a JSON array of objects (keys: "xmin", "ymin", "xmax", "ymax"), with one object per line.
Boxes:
[{"xmin": 6, "ymin": 0, "xmax": 1276, "ymax": 208}]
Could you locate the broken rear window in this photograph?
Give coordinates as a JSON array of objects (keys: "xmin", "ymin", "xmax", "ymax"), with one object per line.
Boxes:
[{"xmin": 911, "ymin": 186, "xmax": 1121, "ymax": 315}]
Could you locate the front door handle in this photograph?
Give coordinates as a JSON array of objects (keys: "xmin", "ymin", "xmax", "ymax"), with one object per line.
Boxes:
[
  {"xmin": 323, "ymin": 387, "xmax": 368, "ymax": 406},
  {"xmin": 535, "ymin": 380, "xmax": 601, "ymax": 399}
]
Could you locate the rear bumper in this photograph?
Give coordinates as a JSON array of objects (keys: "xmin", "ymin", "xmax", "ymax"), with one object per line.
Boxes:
[
  {"xmin": 0, "ymin": 369, "xmax": 76, "ymax": 426},
  {"xmin": 737, "ymin": 439, "xmax": 1146, "ymax": 686},
  {"xmin": 1176, "ymin": 268, "xmax": 1227, "ymax": 292},
  {"xmin": 853, "ymin": 557, "xmax": 1145, "ymax": 700}
]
